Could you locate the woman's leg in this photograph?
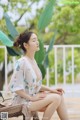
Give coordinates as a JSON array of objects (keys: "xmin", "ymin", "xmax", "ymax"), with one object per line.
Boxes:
[
  {"xmin": 29, "ymin": 93, "xmax": 61, "ymax": 120},
  {"xmin": 43, "ymin": 95, "xmax": 69, "ymax": 120},
  {"xmin": 42, "ymin": 95, "xmax": 61, "ymax": 120},
  {"xmin": 57, "ymin": 95, "xmax": 69, "ymax": 120}
]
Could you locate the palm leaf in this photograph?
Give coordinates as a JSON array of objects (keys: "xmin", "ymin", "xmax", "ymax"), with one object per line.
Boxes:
[
  {"xmin": 35, "ymin": 39, "xmax": 45, "ymax": 64},
  {"xmin": 44, "ymin": 32, "xmax": 56, "ymax": 68},
  {"xmin": 7, "ymin": 47, "xmax": 21, "ymax": 56},
  {"xmin": 4, "ymin": 13, "xmax": 19, "ymax": 39},
  {"xmin": 47, "ymin": 32, "xmax": 56, "ymax": 53},
  {"xmin": 0, "ymin": 31, "xmax": 13, "ymax": 47},
  {"xmin": 38, "ymin": 0, "xmax": 56, "ymax": 31},
  {"xmin": 38, "ymin": 64, "xmax": 46, "ymax": 79}
]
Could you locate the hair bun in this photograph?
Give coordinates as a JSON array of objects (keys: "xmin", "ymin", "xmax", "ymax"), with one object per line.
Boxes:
[
  {"xmin": 13, "ymin": 30, "xmax": 33, "ymax": 52},
  {"xmin": 14, "ymin": 36, "xmax": 21, "ymax": 47}
]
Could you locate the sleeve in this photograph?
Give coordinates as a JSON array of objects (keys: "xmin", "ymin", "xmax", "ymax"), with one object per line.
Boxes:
[{"xmin": 9, "ymin": 59, "xmax": 25, "ymax": 92}]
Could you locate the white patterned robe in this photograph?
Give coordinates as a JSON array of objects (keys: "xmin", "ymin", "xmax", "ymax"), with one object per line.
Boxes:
[{"xmin": 9, "ymin": 57, "xmax": 42, "ymax": 119}]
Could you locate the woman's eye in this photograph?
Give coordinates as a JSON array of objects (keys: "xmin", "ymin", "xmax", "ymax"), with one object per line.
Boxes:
[
  {"xmin": 33, "ymin": 40, "xmax": 36, "ymax": 42},
  {"xmin": 32, "ymin": 38, "xmax": 38, "ymax": 42},
  {"xmin": 33, "ymin": 39, "xmax": 37, "ymax": 42}
]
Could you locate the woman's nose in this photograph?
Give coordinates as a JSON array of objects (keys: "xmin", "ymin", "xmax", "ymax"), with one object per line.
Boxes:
[{"xmin": 37, "ymin": 40, "xmax": 39, "ymax": 45}]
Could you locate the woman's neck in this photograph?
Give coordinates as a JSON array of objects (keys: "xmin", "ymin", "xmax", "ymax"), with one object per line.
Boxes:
[{"xmin": 25, "ymin": 52, "xmax": 35, "ymax": 60}]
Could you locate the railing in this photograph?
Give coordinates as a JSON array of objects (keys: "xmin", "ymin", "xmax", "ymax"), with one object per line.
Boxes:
[
  {"xmin": 45, "ymin": 45, "xmax": 80, "ymax": 84},
  {"xmin": 0, "ymin": 45, "xmax": 80, "ymax": 91}
]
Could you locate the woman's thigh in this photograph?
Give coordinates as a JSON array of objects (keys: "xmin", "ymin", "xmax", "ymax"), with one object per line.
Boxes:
[{"xmin": 29, "ymin": 92, "xmax": 61, "ymax": 112}]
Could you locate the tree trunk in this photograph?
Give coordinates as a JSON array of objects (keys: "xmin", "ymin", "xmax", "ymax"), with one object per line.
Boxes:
[
  {"xmin": 0, "ymin": 71, "xmax": 5, "ymax": 90},
  {"xmin": 0, "ymin": 61, "xmax": 5, "ymax": 90}
]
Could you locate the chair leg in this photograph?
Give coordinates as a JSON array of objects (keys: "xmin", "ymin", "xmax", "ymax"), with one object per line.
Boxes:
[
  {"xmin": 33, "ymin": 112, "xmax": 39, "ymax": 120},
  {"xmin": 23, "ymin": 114, "xmax": 25, "ymax": 120},
  {"xmin": 22, "ymin": 112, "xmax": 39, "ymax": 120},
  {"xmin": 0, "ymin": 92, "xmax": 4, "ymax": 102}
]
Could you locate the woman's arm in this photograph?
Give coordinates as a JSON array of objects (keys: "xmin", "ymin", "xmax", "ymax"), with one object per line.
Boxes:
[
  {"xmin": 40, "ymin": 85, "xmax": 64, "ymax": 95},
  {"xmin": 15, "ymin": 89, "xmax": 46, "ymax": 101},
  {"xmin": 15, "ymin": 90, "xmax": 32, "ymax": 100},
  {"xmin": 40, "ymin": 85, "xmax": 52, "ymax": 92}
]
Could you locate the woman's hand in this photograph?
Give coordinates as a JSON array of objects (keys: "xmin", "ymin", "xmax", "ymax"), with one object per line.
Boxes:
[
  {"xmin": 50, "ymin": 88, "xmax": 65, "ymax": 95},
  {"xmin": 30, "ymin": 92, "xmax": 47, "ymax": 101}
]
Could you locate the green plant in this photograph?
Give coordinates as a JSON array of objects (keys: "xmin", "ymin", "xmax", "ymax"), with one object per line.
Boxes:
[{"xmin": 0, "ymin": 0, "xmax": 56, "ymax": 80}]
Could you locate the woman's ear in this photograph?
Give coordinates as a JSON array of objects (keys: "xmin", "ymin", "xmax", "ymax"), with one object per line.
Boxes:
[{"xmin": 23, "ymin": 42, "xmax": 28, "ymax": 49}]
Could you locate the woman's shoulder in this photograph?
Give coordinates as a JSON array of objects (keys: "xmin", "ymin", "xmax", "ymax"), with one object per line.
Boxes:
[
  {"xmin": 15, "ymin": 56, "xmax": 32, "ymax": 70},
  {"xmin": 15, "ymin": 57, "xmax": 26, "ymax": 70},
  {"xmin": 18, "ymin": 56, "xmax": 26, "ymax": 62}
]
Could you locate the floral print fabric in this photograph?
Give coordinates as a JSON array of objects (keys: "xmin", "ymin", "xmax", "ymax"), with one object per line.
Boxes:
[{"xmin": 9, "ymin": 57, "xmax": 42, "ymax": 99}]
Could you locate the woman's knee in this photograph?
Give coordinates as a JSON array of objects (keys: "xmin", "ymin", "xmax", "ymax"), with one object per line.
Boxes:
[{"xmin": 51, "ymin": 94, "xmax": 62, "ymax": 105}]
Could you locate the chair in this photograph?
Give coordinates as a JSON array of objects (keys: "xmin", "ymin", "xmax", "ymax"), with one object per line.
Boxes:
[{"xmin": 0, "ymin": 92, "xmax": 39, "ymax": 120}]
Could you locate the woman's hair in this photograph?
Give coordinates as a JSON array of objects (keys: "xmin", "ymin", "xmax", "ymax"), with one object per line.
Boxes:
[{"xmin": 14, "ymin": 30, "xmax": 33, "ymax": 52}]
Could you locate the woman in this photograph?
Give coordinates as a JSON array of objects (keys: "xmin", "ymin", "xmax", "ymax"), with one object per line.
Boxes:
[{"xmin": 9, "ymin": 30, "xmax": 69, "ymax": 120}]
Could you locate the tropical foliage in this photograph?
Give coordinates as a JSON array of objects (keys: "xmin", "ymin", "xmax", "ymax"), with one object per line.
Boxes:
[{"xmin": 0, "ymin": 0, "xmax": 56, "ymax": 90}]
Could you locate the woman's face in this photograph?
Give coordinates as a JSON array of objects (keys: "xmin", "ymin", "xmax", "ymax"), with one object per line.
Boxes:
[{"xmin": 26, "ymin": 33, "xmax": 39, "ymax": 52}]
